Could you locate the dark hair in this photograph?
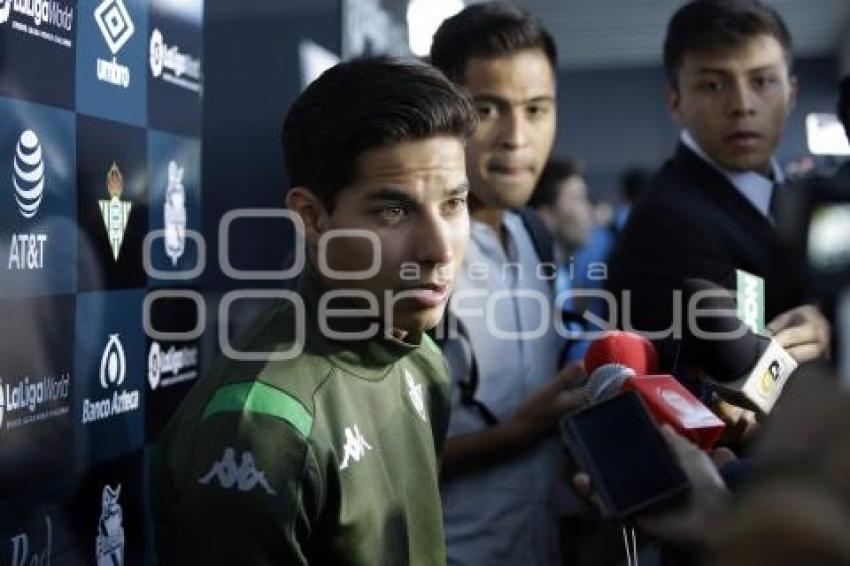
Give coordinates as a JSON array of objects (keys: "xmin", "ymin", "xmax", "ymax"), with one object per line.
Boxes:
[
  {"xmin": 620, "ymin": 167, "xmax": 651, "ymax": 203},
  {"xmin": 663, "ymin": 0, "xmax": 792, "ymax": 89},
  {"xmin": 528, "ymin": 158, "xmax": 583, "ymax": 209},
  {"xmin": 282, "ymin": 57, "xmax": 477, "ymax": 209},
  {"xmin": 838, "ymin": 75, "xmax": 850, "ymax": 136},
  {"xmin": 430, "ymin": 2, "xmax": 557, "ymax": 83}
]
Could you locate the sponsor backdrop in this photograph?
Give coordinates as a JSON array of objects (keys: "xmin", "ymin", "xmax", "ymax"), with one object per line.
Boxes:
[{"xmin": 0, "ymin": 0, "xmax": 202, "ymax": 562}]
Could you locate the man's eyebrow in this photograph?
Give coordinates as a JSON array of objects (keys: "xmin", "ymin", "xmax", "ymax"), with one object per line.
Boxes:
[
  {"xmin": 694, "ymin": 68, "xmax": 729, "ymax": 75},
  {"xmin": 446, "ymin": 182, "xmax": 470, "ymax": 197},
  {"xmin": 473, "ymin": 93, "xmax": 554, "ymax": 106},
  {"xmin": 365, "ymin": 184, "xmax": 469, "ymax": 203},
  {"xmin": 746, "ymin": 64, "xmax": 783, "ymax": 74},
  {"xmin": 694, "ymin": 63, "xmax": 782, "ymax": 78},
  {"xmin": 365, "ymin": 188, "xmax": 418, "ymax": 205}
]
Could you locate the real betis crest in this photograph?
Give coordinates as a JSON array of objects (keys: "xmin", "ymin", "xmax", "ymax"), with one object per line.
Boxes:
[{"xmin": 99, "ymin": 162, "xmax": 132, "ymax": 261}]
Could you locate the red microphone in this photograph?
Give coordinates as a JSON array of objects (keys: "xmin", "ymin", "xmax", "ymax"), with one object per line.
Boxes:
[
  {"xmin": 584, "ymin": 330, "xmax": 659, "ymax": 376},
  {"xmin": 584, "ymin": 331, "xmax": 725, "ymax": 449}
]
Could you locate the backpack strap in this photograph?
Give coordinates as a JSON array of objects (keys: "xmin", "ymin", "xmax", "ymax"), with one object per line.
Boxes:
[
  {"xmin": 517, "ymin": 206, "xmax": 556, "ymax": 280},
  {"xmin": 430, "ymin": 312, "xmax": 499, "ymax": 427}
]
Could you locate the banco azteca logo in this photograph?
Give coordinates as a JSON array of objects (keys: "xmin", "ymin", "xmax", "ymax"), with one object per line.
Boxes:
[
  {"xmin": 13, "ymin": 130, "xmax": 45, "ymax": 219},
  {"xmin": 94, "ymin": 0, "xmax": 134, "ymax": 55},
  {"xmin": 100, "ymin": 333, "xmax": 126, "ymax": 390}
]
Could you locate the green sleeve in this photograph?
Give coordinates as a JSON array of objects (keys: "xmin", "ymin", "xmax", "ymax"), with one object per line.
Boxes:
[{"xmin": 155, "ymin": 410, "xmax": 323, "ymax": 565}]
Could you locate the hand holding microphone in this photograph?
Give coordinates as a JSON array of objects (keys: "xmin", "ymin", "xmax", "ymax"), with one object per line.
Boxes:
[
  {"xmin": 507, "ymin": 362, "xmax": 588, "ymax": 444},
  {"xmin": 583, "ymin": 331, "xmax": 726, "ymax": 450},
  {"xmin": 682, "ymin": 278, "xmax": 799, "ymax": 416},
  {"xmin": 767, "ymin": 304, "xmax": 831, "ymax": 363}
]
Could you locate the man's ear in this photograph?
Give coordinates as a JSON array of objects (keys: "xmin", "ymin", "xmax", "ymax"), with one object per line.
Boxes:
[
  {"xmin": 788, "ymin": 74, "xmax": 799, "ymax": 115},
  {"xmin": 666, "ymin": 84, "xmax": 682, "ymax": 123},
  {"xmin": 285, "ymin": 187, "xmax": 329, "ymax": 244}
]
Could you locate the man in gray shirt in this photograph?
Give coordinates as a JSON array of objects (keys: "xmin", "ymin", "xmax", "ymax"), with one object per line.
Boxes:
[{"xmin": 431, "ymin": 4, "xmax": 587, "ymax": 564}]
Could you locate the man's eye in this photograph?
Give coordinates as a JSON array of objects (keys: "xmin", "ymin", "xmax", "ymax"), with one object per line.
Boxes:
[
  {"xmin": 443, "ymin": 197, "xmax": 468, "ymax": 215},
  {"xmin": 378, "ymin": 206, "xmax": 406, "ymax": 223},
  {"xmin": 752, "ymin": 74, "xmax": 778, "ymax": 89},
  {"xmin": 526, "ymin": 104, "xmax": 550, "ymax": 118},
  {"xmin": 698, "ymin": 80, "xmax": 722, "ymax": 93},
  {"xmin": 476, "ymin": 104, "xmax": 497, "ymax": 119}
]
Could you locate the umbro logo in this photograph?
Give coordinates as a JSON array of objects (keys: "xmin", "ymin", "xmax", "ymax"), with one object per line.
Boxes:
[
  {"xmin": 338, "ymin": 425, "xmax": 372, "ymax": 471},
  {"xmin": 199, "ymin": 447, "xmax": 276, "ymax": 495}
]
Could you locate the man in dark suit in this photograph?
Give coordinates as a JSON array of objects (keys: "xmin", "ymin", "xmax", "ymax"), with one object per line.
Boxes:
[{"xmin": 608, "ymin": 0, "xmax": 830, "ymax": 371}]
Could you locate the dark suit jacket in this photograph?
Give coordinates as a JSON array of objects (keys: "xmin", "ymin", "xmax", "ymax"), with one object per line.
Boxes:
[{"xmin": 607, "ymin": 144, "xmax": 806, "ymax": 367}]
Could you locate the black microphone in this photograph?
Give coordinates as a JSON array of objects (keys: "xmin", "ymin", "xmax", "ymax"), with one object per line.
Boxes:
[{"xmin": 683, "ymin": 278, "xmax": 798, "ymax": 415}]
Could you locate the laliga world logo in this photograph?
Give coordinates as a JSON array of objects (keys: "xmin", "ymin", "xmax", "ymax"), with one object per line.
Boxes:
[
  {"xmin": 100, "ymin": 334, "xmax": 126, "ymax": 390},
  {"xmin": 149, "ymin": 28, "xmax": 164, "ymax": 77},
  {"xmin": 163, "ymin": 160, "xmax": 186, "ymax": 266},
  {"xmin": 96, "ymin": 484, "xmax": 125, "ymax": 566},
  {"xmin": 0, "ymin": 0, "xmax": 11, "ymax": 24},
  {"xmin": 147, "ymin": 341, "xmax": 161, "ymax": 390},
  {"xmin": 98, "ymin": 162, "xmax": 132, "ymax": 261},
  {"xmin": 13, "ymin": 130, "xmax": 45, "ymax": 219}
]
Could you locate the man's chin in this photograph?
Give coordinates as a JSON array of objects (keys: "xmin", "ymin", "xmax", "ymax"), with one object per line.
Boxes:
[
  {"xmin": 716, "ymin": 153, "xmax": 772, "ymax": 175},
  {"xmin": 392, "ymin": 305, "xmax": 446, "ymax": 336},
  {"xmin": 476, "ymin": 185, "xmax": 534, "ymax": 210}
]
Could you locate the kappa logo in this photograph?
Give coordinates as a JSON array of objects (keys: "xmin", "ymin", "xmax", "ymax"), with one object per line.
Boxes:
[
  {"xmin": 404, "ymin": 370, "xmax": 428, "ymax": 422},
  {"xmin": 98, "ymin": 162, "xmax": 132, "ymax": 261},
  {"xmin": 338, "ymin": 425, "xmax": 372, "ymax": 471},
  {"xmin": 199, "ymin": 447, "xmax": 276, "ymax": 495}
]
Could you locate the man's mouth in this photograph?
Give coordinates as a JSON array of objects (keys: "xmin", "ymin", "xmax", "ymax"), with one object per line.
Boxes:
[
  {"xmin": 725, "ymin": 130, "xmax": 763, "ymax": 150},
  {"xmin": 398, "ymin": 283, "xmax": 451, "ymax": 308},
  {"xmin": 489, "ymin": 159, "xmax": 533, "ymax": 177}
]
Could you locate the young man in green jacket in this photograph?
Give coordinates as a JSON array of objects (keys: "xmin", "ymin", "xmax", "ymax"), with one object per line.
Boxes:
[{"xmin": 153, "ymin": 57, "xmax": 477, "ymax": 565}]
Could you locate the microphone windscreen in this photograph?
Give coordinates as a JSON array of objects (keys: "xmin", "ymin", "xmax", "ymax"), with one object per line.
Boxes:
[
  {"xmin": 584, "ymin": 331, "xmax": 659, "ymax": 376},
  {"xmin": 682, "ymin": 278, "xmax": 770, "ymax": 382},
  {"xmin": 586, "ymin": 363, "xmax": 635, "ymax": 403}
]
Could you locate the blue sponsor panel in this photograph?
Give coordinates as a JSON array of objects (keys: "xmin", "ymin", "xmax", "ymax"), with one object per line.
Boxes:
[
  {"xmin": 146, "ymin": 130, "xmax": 201, "ymax": 287},
  {"xmin": 144, "ymin": 291, "xmax": 201, "ymax": 442},
  {"xmin": 0, "ymin": 498, "xmax": 82, "ymax": 566},
  {"xmin": 0, "ymin": 449, "xmax": 145, "ymax": 565},
  {"xmin": 75, "ymin": 0, "xmax": 147, "ymax": 126},
  {"xmin": 0, "ymin": 97, "xmax": 77, "ymax": 298},
  {"xmin": 0, "ymin": 0, "xmax": 77, "ymax": 109},
  {"xmin": 76, "ymin": 114, "xmax": 147, "ymax": 291},
  {"xmin": 66, "ymin": 449, "xmax": 146, "ymax": 565},
  {"xmin": 0, "ymin": 294, "xmax": 75, "ymax": 494},
  {"xmin": 148, "ymin": 0, "xmax": 202, "ymax": 135},
  {"xmin": 73, "ymin": 290, "xmax": 145, "ymax": 468}
]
